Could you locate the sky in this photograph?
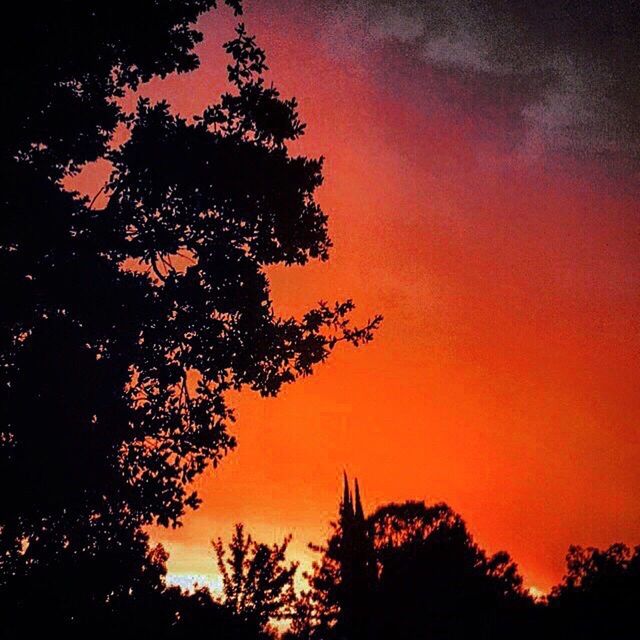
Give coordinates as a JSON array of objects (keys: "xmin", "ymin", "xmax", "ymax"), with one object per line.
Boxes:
[{"xmin": 74, "ymin": 0, "xmax": 640, "ymax": 594}]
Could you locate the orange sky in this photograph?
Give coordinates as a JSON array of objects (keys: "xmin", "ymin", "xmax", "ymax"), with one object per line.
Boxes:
[{"xmin": 73, "ymin": 2, "xmax": 640, "ymax": 594}]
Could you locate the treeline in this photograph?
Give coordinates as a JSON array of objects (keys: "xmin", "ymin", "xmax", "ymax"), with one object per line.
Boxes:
[
  {"xmin": 286, "ymin": 477, "xmax": 640, "ymax": 640},
  {"xmin": 2, "ymin": 477, "xmax": 638, "ymax": 638}
]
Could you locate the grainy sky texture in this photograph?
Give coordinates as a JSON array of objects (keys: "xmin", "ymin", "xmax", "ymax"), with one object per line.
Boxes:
[
  {"xmin": 69, "ymin": 0, "xmax": 640, "ymax": 594},
  {"xmin": 317, "ymin": 0, "xmax": 640, "ymax": 168}
]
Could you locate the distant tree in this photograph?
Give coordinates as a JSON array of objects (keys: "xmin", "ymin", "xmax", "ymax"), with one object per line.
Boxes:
[
  {"xmin": 213, "ymin": 523, "xmax": 298, "ymax": 633},
  {"xmin": 297, "ymin": 489, "xmax": 535, "ymax": 640},
  {"xmin": 336, "ymin": 477, "xmax": 377, "ymax": 640},
  {"xmin": 290, "ymin": 540, "xmax": 340, "ymax": 640},
  {"xmin": 369, "ymin": 501, "xmax": 534, "ymax": 639},
  {"xmin": 163, "ymin": 585, "xmax": 265, "ymax": 639},
  {"xmin": 0, "ymin": 518, "xmax": 284, "ymax": 638},
  {"xmin": 295, "ymin": 476, "xmax": 376, "ymax": 640},
  {"xmin": 547, "ymin": 543, "xmax": 640, "ymax": 639},
  {"xmin": 0, "ymin": 0, "xmax": 380, "ymax": 622}
]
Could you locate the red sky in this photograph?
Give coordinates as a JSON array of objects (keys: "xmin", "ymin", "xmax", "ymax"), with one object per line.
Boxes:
[{"xmin": 74, "ymin": 2, "xmax": 640, "ymax": 594}]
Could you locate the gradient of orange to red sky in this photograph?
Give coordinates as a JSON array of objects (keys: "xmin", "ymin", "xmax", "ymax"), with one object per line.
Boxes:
[{"xmin": 72, "ymin": 1, "xmax": 640, "ymax": 594}]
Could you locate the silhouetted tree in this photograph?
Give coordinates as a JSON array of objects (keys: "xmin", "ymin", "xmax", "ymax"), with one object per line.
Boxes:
[
  {"xmin": 163, "ymin": 585, "xmax": 265, "ymax": 640},
  {"xmin": 296, "ymin": 488, "xmax": 536, "ymax": 640},
  {"xmin": 369, "ymin": 501, "xmax": 534, "ymax": 639},
  {"xmin": 295, "ymin": 476, "xmax": 376, "ymax": 640},
  {"xmin": 213, "ymin": 523, "xmax": 298, "ymax": 633},
  {"xmin": 0, "ymin": 523, "xmax": 171, "ymax": 634},
  {"xmin": 0, "ymin": 1, "xmax": 380, "ymax": 629},
  {"xmin": 335, "ymin": 476, "xmax": 377, "ymax": 640},
  {"xmin": 546, "ymin": 543, "xmax": 640, "ymax": 639}
]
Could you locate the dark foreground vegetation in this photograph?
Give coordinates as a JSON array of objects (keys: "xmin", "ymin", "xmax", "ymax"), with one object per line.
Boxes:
[
  {"xmin": 0, "ymin": 1, "xmax": 636, "ymax": 637},
  {"xmin": 2, "ymin": 476, "xmax": 639, "ymax": 638}
]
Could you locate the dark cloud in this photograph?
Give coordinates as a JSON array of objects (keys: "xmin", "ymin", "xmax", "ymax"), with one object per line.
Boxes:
[{"xmin": 316, "ymin": 0, "xmax": 640, "ymax": 169}]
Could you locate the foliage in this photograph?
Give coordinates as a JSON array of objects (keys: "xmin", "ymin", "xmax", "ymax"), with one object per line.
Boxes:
[
  {"xmin": 0, "ymin": 523, "xmax": 170, "ymax": 634},
  {"xmin": 163, "ymin": 585, "xmax": 267, "ymax": 639},
  {"xmin": 368, "ymin": 501, "xmax": 533, "ymax": 639},
  {"xmin": 546, "ymin": 544, "xmax": 640, "ymax": 639},
  {"xmin": 0, "ymin": 0, "xmax": 380, "ymax": 593},
  {"xmin": 292, "ymin": 476, "xmax": 374, "ymax": 640},
  {"xmin": 213, "ymin": 523, "xmax": 298, "ymax": 632},
  {"xmin": 295, "ymin": 489, "xmax": 534, "ymax": 640},
  {"xmin": 0, "ymin": 1, "xmax": 379, "ymax": 633}
]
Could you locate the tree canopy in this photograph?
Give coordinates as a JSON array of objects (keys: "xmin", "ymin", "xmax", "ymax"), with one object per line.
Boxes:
[
  {"xmin": 547, "ymin": 544, "xmax": 640, "ymax": 639},
  {"xmin": 0, "ymin": 1, "xmax": 379, "ymax": 629},
  {"xmin": 0, "ymin": 4, "xmax": 379, "ymax": 524},
  {"xmin": 369, "ymin": 501, "xmax": 532, "ymax": 639},
  {"xmin": 295, "ymin": 481, "xmax": 534, "ymax": 640},
  {"xmin": 214, "ymin": 523, "xmax": 298, "ymax": 631}
]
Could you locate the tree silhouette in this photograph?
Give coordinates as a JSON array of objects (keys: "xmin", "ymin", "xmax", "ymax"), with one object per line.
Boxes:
[
  {"xmin": 0, "ymin": 523, "xmax": 171, "ymax": 634},
  {"xmin": 369, "ymin": 501, "xmax": 534, "ymax": 639},
  {"xmin": 296, "ymin": 487, "xmax": 536, "ymax": 640},
  {"xmin": 213, "ymin": 523, "xmax": 298, "ymax": 632},
  {"xmin": 162, "ymin": 585, "xmax": 265, "ymax": 639},
  {"xmin": 0, "ymin": 2, "xmax": 380, "ymax": 622},
  {"xmin": 1, "ymin": 1, "xmax": 241, "ymax": 182},
  {"xmin": 294, "ymin": 475, "xmax": 375, "ymax": 640},
  {"xmin": 546, "ymin": 544, "xmax": 640, "ymax": 639}
]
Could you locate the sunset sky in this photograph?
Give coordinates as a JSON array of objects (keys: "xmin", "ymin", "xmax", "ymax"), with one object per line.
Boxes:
[{"xmin": 73, "ymin": 0, "xmax": 640, "ymax": 594}]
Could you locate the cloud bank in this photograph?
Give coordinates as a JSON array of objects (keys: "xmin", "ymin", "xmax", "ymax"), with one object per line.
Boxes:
[{"xmin": 317, "ymin": 0, "xmax": 640, "ymax": 170}]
